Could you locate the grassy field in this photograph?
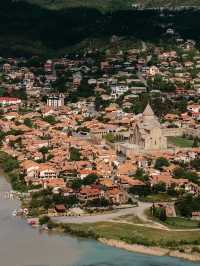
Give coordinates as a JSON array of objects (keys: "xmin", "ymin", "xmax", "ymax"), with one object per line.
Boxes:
[
  {"xmin": 146, "ymin": 208, "xmax": 200, "ymax": 229},
  {"xmin": 168, "ymin": 136, "xmax": 194, "ymax": 148},
  {"xmin": 114, "ymin": 214, "xmax": 146, "ymax": 224},
  {"xmin": 163, "ymin": 217, "xmax": 200, "ymax": 229},
  {"xmin": 64, "ymin": 221, "xmax": 200, "ymax": 247},
  {"xmin": 142, "ymin": 193, "xmax": 173, "ymax": 202}
]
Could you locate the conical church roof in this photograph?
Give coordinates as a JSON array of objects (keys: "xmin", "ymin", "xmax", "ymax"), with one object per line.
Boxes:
[{"xmin": 143, "ymin": 104, "xmax": 154, "ymax": 117}]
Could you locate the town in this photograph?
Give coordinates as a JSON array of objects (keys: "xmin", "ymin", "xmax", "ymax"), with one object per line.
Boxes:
[{"xmin": 0, "ymin": 36, "xmax": 200, "ymax": 234}]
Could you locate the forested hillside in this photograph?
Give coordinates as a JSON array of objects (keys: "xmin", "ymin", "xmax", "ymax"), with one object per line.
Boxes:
[
  {"xmin": 1, "ymin": 0, "xmax": 200, "ymax": 56},
  {"xmin": 26, "ymin": 0, "xmax": 200, "ymax": 11}
]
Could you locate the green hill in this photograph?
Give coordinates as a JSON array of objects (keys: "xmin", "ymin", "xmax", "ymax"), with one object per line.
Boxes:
[
  {"xmin": 1, "ymin": 1, "xmax": 200, "ymax": 56},
  {"xmin": 25, "ymin": 0, "xmax": 133, "ymax": 11},
  {"xmin": 26, "ymin": 0, "xmax": 200, "ymax": 11}
]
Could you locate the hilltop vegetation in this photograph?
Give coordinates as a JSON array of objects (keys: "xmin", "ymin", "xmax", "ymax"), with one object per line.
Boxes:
[
  {"xmin": 1, "ymin": 1, "xmax": 200, "ymax": 56},
  {"xmin": 26, "ymin": 0, "xmax": 133, "ymax": 11},
  {"xmin": 26, "ymin": 0, "xmax": 200, "ymax": 11}
]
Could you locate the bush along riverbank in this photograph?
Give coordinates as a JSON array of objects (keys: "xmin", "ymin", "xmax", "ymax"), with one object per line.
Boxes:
[
  {"xmin": 43, "ymin": 220, "xmax": 200, "ymax": 262},
  {"xmin": 0, "ymin": 151, "xmax": 27, "ymax": 192}
]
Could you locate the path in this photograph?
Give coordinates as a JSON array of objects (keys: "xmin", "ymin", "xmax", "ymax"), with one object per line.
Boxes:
[
  {"xmin": 53, "ymin": 202, "xmax": 152, "ymax": 224},
  {"xmin": 53, "ymin": 201, "xmax": 200, "ymax": 232}
]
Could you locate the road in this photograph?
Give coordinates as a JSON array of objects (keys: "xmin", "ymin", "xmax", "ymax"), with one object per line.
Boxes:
[
  {"xmin": 53, "ymin": 202, "xmax": 152, "ymax": 224},
  {"xmin": 52, "ymin": 201, "xmax": 200, "ymax": 232}
]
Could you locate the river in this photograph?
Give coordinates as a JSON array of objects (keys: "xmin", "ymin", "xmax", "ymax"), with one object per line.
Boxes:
[{"xmin": 0, "ymin": 173, "xmax": 198, "ymax": 266}]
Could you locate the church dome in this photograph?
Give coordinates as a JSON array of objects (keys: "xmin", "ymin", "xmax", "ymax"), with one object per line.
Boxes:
[{"xmin": 143, "ymin": 104, "xmax": 155, "ymax": 117}]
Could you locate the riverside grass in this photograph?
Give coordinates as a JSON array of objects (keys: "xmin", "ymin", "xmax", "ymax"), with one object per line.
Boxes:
[
  {"xmin": 60, "ymin": 221, "xmax": 200, "ymax": 248},
  {"xmin": 51, "ymin": 221, "xmax": 200, "ymax": 261}
]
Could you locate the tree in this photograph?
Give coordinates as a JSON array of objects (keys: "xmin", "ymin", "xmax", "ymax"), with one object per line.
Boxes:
[
  {"xmin": 193, "ymin": 137, "xmax": 200, "ymax": 148},
  {"xmin": 159, "ymin": 208, "xmax": 167, "ymax": 221},
  {"xmin": 70, "ymin": 147, "xmax": 81, "ymax": 161},
  {"xmin": 176, "ymin": 99, "xmax": 187, "ymax": 113},
  {"xmin": 135, "ymin": 168, "xmax": 149, "ymax": 182},
  {"xmin": 24, "ymin": 118, "xmax": 33, "ymax": 128},
  {"xmin": 129, "ymin": 185, "xmax": 151, "ymax": 197},
  {"xmin": 191, "ymin": 159, "xmax": 200, "ymax": 171},
  {"xmin": 3, "ymin": 157, "xmax": 19, "ymax": 172},
  {"xmin": 104, "ymin": 133, "xmax": 115, "ymax": 143},
  {"xmin": 0, "ymin": 86, "xmax": 5, "ymax": 97},
  {"xmin": 39, "ymin": 146, "xmax": 49, "ymax": 162},
  {"xmin": 173, "ymin": 167, "xmax": 199, "ymax": 184},
  {"xmin": 86, "ymin": 197, "xmax": 110, "ymax": 207},
  {"xmin": 152, "ymin": 182, "xmax": 166, "ymax": 193},
  {"xmin": 39, "ymin": 215, "xmax": 50, "ymax": 225},
  {"xmin": 0, "ymin": 131, "xmax": 6, "ymax": 145},
  {"xmin": 83, "ymin": 174, "xmax": 99, "ymax": 185},
  {"xmin": 173, "ymin": 167, "xmax": 185, "ymax": 178},
  {"xmin": 176, "ymin": 194, "xmax": 200, "ymax": 218},
  {"xmin": 71, "ymin": 179, "xmax": 82, "ymax": 190},
  {"xmin": 154, "ymin": 157, "xmax": 169, "ymax": 170},
  {"xmin": 43, "ymin": 115, "xmax": 56, "ymax": 125}
]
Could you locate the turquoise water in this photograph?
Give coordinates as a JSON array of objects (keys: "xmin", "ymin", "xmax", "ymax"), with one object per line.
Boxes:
[
  {"xmin": 71, "ymin": 239, "xmax": 200, "ymax": 266},
  {"xmin": 0, "ymin": 174, "xmax": 198, "ymax": 266}
]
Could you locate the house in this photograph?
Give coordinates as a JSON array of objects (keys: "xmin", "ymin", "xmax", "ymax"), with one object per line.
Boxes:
[
  {"xmin": 105, "ymin": 187, "xmax": 128, "ymax": 204},
  {"xmin": 44, "ymin": 60, "xmax": 53, "ymax": 73},
  {"xmin": 55, "ymin": 204, "xmax": 66, "ymax": 213},
  {"xmin": 148, "ymin": 66, "xmax": 159, "ymax": 76},
  {"xmin": 118, "ymin": 175, "xmax": 145, "ymax": 189},
  {"xmin": 4, "ymin": 112, "xmax": 19, "ymax": 120},
  {"xmin": 43, "ymin": 178, "xmax": 66, "ymax": 189},
  {"xmin": 47, "ymin": 94, "xmax": 65, "ymax": 109},
  {"xmin": 154, "ymin": 203, "xmax": 176, "ymax": 217},
  {"xmin": 111, "ymin": 85, "xmax": 129, "ymax": 99},
  {"xmin": 39, "ymin": 164, "xmax": 58, "ymax": 178},
  {"xmin": 116, "ymin": 160, "xmax": 137, "ymax": 177},
  {"xmin": 21, "ymin": 160, "xmax": 40, "ymax": 179},
  {"xmin": 78, "ymin": 169, "xmax": 97, "ymax": 179},
  {"xmin": 192, "ymin": 212, "xmax": 200, "ymax": 220},
  {"xmin": 0, "ymin": 97, "xmax": 21, "ymax": 106},
  {"xmin": 187, "ymin": 104, "xmax": 200, "ymax": 113},
  {"xmin": 78, "ymin": 186, "xmax": 102, "ymax": 202}
]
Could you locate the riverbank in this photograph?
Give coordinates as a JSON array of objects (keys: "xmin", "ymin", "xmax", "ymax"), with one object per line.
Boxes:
[
  {"xmin": 99, "ymin": 238, "xmax": 200, "ymax": 262},
  {"xmin": 0, "ymin": 161, "xmax": 200, "ymax": 264},
  {"xmin": 55, "ymin": 221, "xmax": 200, "ymax": 262}
]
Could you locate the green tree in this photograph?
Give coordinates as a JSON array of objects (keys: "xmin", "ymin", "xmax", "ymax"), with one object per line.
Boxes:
[
  {"xmin": 39, "ymin": 215, "xmax": 50, "ymax": 225},
  {"xmin": 70, "ymin": 147, "xmax": 81, "ymax": 161},
  {"xmin": 0, "ymin": 86, "xmax": 5, "ymax": 96},
  {"xmin": 3, "ymin": 157, "xmax": 19, "ymax": 172},
  {"xmin": 104, "ymin": 133, "xmax": 115, "ymax": 143},
  {"xmin": 154, "ymin": 157, "xmax": 169, "ymax": 170},
  {"xmin": 191, "ymin": 158, "xmax": 200, "ymax": 171},
  {"xmin": 129, "ymin": 185, "xmax": 151, "ymax": 197},
  {"xmin": 135, "ymin": 168, "xmax": 149, "ymax": 182},
  {"xmin": 71, "ymin": 179, "xmax": 82, "ymax": 190},
  {"xmin": 43, "ymin": 115, "xmax": 56, "ymax": 125},
  {"xmin": 152, "ymin": 182, "xmax": 166, "ymax": 193},
  {"xmin": 83, "ymin": 174, "xmax": 99, "ymax": 185},
  {"xmin": 39, "ymin": 146, "xmax": 49, "ymax": 162},
  {"xmin": 24, "ymin": 118, "xmax": 33, "ymax": 128},
  {"xmin": 193, "ymin": 137, "xmax": 200, "ymax": 147}
]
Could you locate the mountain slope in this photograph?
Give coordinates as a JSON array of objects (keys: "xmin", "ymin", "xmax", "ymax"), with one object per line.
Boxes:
[
  {"xmin": 25, "ymin": 0, "xmax": 133, "ymax": 11},
  {"xmin": 1, "ymin": 1, "xmax": 200, "ymax": 56},
  {"xmin": 26, "ymin": 0, "xmax": 200, "ymax": 11}
]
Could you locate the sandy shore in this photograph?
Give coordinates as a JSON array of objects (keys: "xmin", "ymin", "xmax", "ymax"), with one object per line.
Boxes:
[{"xmin": 99, "ymin": 238, "xmax": 200, "ymax": 262}]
